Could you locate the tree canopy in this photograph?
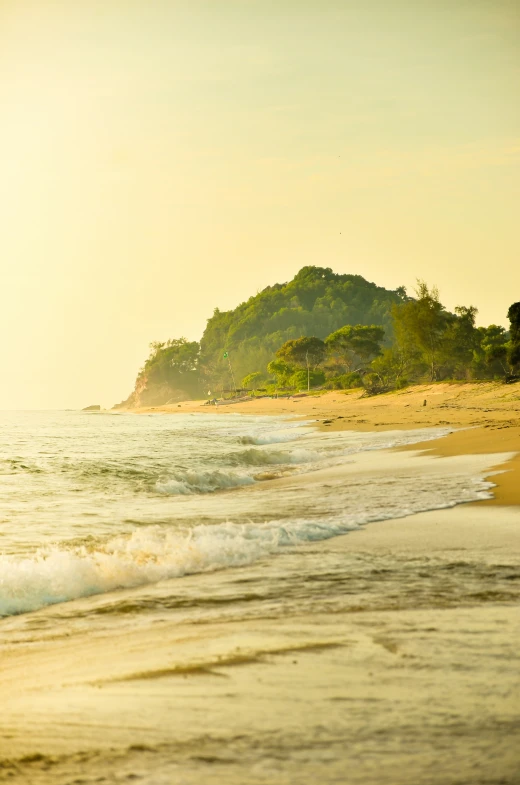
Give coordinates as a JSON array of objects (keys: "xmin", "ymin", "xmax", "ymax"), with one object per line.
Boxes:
[
  {"xmin": 199, "ymin": 265, "xmax": 406, "ymax": 387},
  {"xmin": 325, "ymin": 324, "xmax": 385, "ymax": 372},
  {"xmin": 275, "ymin": 336, "xmax": 326, "ymax": 369},
  {"xmin": 392, "ymin": 282, "xmax": 449, "ymax": 381},
  {"xmin": 507, "ymin": 302, "xmax": 520, "ymax": 370}
]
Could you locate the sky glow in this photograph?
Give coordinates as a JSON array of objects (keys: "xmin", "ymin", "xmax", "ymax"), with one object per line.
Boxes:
[{"xmin": 1, "ymin": 0, "xmax": 518, "ymax": 408}]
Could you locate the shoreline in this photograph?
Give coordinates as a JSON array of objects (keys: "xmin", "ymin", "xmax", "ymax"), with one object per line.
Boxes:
[
  {"xmin": 123, "ymin": 381, "xmax": 520, "ymax": 507},
  {"xmin": 400, "ymin": 427, "xmax": 520, "ymax": 507}
]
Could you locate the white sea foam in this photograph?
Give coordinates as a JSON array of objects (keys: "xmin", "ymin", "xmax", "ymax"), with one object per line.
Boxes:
[
  {"xmin": 234, "ymin": 448, "xmax": 320, "ymax": 466},
  {"xmin": 0, "ymin": 518, "xmax": 360, "ymax": 617},
  {"xmin": 238, "ymin": 430, "xmax": 309, "ymax": 445},
  {"xmin": 156, "ymin": 470, "xmax": 255, "ymax": 495}
]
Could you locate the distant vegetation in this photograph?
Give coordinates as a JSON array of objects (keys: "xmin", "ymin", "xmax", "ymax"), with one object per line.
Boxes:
[
  {"xmin": 115, "ymin": 266, "xmax": 519, "ymax": 407},
  {"xmin": 118, "ymin": 338, "xmax": 201, "ymax": 407}
]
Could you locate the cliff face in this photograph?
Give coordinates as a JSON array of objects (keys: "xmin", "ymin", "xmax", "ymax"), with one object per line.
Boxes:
[
  {"xmin": 113, "ymin": 338, "xmax": 202, "ymax": 409},
  {"xmin": 113, "ymin": 375, "xmax": 191, "ymax": 409}
]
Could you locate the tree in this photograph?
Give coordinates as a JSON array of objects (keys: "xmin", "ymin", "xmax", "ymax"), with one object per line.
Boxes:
[
  {"xmin": 370, "ymin": 347, "xmax": 412, "ymax": 388},
  {"xmin": 439, "ymin": 305, "xmax": 479, "ymax": 379},
  {"xmin": 267, "ymin": 359, "xmax": 293, "ymax": 387},
  {"xmin": 325, "ymin": 324, "xmax": 385, "ymax": 373},
  {"xmin": 275, "ymin": 337, "xmax": 326, "ymax": 391},
  {"xmin": 395, "ymin": 285, "xmax": 412, "ymax": 301},
  {"xmin": 241, "ymin": 371, "xmax": 263, "ymax": 390},
  {"xmin": 276, "ymin": 336, "xmax": 326, "ymax": 368},
  {"xmin": 290, "ymin": 368, "xmax": 326, "ymax": 390},
  {"xmin": 392, "ymin": 281, "xmax": 449, "ymax": 381},
  {"xmin": 473, "ymin": 325, "xmax": 509, "ymax": 377},
  {"xmin": 507, "ymin": 302, "xmax": 520, "ymax": 371}
]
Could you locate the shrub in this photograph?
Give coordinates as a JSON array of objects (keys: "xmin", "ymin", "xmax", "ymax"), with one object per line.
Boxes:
[
  {"xmin": 362, "ymin": 373, "xmax": 389, "ymax": 396},
  {"xmin": 289, "ymin": 369, "xmax": 326, "ymax": 390},
  {"xmin": 324, "ymin": 372, "xmax": 363, "ymax": 390}
]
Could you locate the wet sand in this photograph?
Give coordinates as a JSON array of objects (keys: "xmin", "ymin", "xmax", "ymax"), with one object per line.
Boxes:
[{"xmin": 1, "ymin": 502, "xmax": 519, "ymax": 784}]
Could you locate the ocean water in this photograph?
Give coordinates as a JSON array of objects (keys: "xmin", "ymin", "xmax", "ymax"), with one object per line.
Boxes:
[
  {"xmin": 0, "ymin": 410, "xmax": 491, "ymax": 618},
  {"xmin": 2, "ymin": 410, "xmax": 519, "ymax": 785}
]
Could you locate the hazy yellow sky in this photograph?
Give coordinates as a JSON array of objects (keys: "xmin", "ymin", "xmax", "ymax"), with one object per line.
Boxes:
[{"xmin": 1, "ymin": 0, "xmax": 518, "ymax": 408}]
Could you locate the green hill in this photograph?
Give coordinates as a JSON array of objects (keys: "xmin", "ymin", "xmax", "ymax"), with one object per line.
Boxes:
[
  {"xmin": 114, "ymin": 266, "xmax": 405, "ymax": 406},
  {"xmin": 199, "ymin": 266, "xmax": 404, "ymax": 389}
]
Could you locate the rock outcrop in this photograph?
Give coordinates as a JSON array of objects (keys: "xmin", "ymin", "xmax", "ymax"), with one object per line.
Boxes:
[{"xmin": 112, "ymin": 377, "xmax": 189, "ymax": 409}]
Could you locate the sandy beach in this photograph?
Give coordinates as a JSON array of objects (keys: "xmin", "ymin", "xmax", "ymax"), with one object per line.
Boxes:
[{"xmin": 1, "ymin": 384, "xmax": 519, "ymax": 784}]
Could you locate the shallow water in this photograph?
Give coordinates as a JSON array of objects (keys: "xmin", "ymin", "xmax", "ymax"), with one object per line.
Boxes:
[{"xmin": 0, "ymin": 410, "xmax": 490, "ymax": 616}]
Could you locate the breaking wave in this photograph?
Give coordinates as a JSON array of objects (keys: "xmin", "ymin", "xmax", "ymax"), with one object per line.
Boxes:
[
  {"xmin": 156, "ymin": 469, "xmax": 255, "ymax": 495},
  {"xmin": 233, "ymin": 448, "xmax": 319, "ymax": 466},
  {"xmin": 0, "ymin": 518, "xmax": 361, "ymax": 617},
  {"xmin": 238, "ymin": 431, "xmax": 308, "ymax": 446}
]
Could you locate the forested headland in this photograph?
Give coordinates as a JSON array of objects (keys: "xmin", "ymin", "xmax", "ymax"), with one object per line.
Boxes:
[{"xmin": 114, "ymin": 266, "xmax": 520, "ymax": 407}]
